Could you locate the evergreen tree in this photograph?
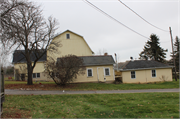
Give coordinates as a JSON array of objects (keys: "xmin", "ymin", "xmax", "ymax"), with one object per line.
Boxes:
[
  {"xmin": 168, "ymin": 36, "xmax": 179, "ymax": 72},
  {"xmin": 174, "ymin": 36, "xmax": 179, "ymax": 71},
  {"xmin": 139, "ymin": 34, "xmax": 167, "ymax": 62}
]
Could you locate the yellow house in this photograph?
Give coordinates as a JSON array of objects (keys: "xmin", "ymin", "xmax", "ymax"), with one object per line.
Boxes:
[
  {"xmin": 116, "ymin": 60, "xmax": 173, "ymax": 83},
  {"xmin": 12, "ymin": 30, "xmax": 115, "ymax": 82},
  {"xmin": 48, "ymin": 30, "xmax": 94, "ymax": 61},
  {"xmin": 57, "ymin": 55, "xmax": 115, "ymax": 83},
  {"xmin": 12, "ymin": 50, "xmax": 47, "ymax": 81}
]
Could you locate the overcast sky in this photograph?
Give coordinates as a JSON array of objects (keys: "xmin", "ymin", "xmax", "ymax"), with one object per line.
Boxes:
[{"xmin": 15, "ymin": 0, "xmax": 180, "ymax": 63}]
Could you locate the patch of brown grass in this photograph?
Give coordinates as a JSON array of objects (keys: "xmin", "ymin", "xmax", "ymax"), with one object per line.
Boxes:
[
  {"xmin": 5, "ymin": 84, "xmax": 79, "ymax": 90},
  {"xmin": 1, "ymin": 107, "xmax": 31, "ymax": 118}
]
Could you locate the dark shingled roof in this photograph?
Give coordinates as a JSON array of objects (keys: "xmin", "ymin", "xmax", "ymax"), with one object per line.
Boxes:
[
  {"xmin": 118, "ymin": 60, "xmax": 173, "ymax": 71},
  {"xmin": 12, "ymin": 50, "xmax": 47, "ymax": 63},
  {"xmin": 79, "ymin": 55, "xmax": 115, "ymax": 66}
]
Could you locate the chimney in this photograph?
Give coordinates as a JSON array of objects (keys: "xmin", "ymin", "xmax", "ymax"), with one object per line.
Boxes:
[
  {"xmin": 130, "ymin": 57, "xmax": 134, "ymax": 61},
  {"xmin": 104, "ymin": 52, "xmax": 108, "ymax": 56}
]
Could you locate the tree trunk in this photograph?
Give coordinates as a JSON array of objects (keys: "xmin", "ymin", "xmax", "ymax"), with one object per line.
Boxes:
[{"xmin": 27, "ymin": 62, "xmax": 33, "ymax": 85}]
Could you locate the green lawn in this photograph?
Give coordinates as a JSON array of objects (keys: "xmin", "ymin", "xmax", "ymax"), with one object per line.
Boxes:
[
  {"xmin": 2, "ymin": 92, "xmax": 179, "ymax": 118},
  {"xmin": 5, "ymin": 80, "xmax": 179, "ymax": 90}
]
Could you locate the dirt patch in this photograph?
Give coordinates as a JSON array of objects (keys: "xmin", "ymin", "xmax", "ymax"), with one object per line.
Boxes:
[
  {"xmin": 1, "ymin": 108, "xmax": 31, "ymax": 118},
  {"xmin": 5, "ymin": 84, "xmax": 79, "ymax": 90}
]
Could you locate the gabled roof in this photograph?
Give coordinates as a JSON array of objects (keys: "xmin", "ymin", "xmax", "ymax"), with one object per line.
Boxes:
[
  {"xmin": 53, "ymin": 30, "xmax": 94, "ymax": 54},
  {"xmin": 12, "ymin": 50, "xmax": 47, "ymax": 63},
  {"xmin": 79, "ymin": 55, "xmax": 115, "ymax": 66},
  {"xmin": 117, "ymin": 60, "xmax": 173, "ymax": 71},
  {"xmin": 54, "ymin": 30, "xmax": 83, "ymax": 38}
]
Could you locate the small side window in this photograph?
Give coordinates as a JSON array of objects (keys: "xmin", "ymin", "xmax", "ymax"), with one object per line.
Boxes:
[
  {"xmin": 66, "ymin": 34, "xmax": 70, "ymax": 39},
  {"xmin": 152, "ymin": 70, "xmax": 156, "ymax": 77},
  {"xmin": 87, "ymin": 69, "xmax": 93, "ymax": 77},
  {"xmin": 131, "ymin": 71, "xmax": 136, "ymax": 79},
  {"xmin": 105, "ymin": 68, "xmax": 110, "ymax": 76}
]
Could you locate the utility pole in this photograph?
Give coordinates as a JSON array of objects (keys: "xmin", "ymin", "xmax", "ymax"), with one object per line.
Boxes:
[
  {"xmin": 179, "ymin": 37, "xmax": 180, "ymax": 80},
  {"xmin": 114, "ymin": 53, "xmax": 118, "ymax": 71},
  {"xmin": 169, "ymin": 27, "xmax": 177, "ymax": 81}
]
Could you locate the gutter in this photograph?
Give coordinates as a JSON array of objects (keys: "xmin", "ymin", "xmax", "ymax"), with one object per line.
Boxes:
[
  {"xmin": 84, "ymin": 63, "xmax": 115, "ymax": 67},
  {"xmin": 119, "ymin": 66, "xmax": 174, "ymax": 72}
]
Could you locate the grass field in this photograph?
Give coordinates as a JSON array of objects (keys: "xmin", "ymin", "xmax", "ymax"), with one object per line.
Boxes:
[
  {"xmin": 5, "ymin": 80, "xmax": 179, "ymax": 90},
  {"xmin": 2, "ymin": 92, "xmax": 179, "ymax": 118}
]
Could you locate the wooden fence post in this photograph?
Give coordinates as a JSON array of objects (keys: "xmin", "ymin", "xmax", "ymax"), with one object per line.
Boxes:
[{"xmin": 1, "ymin": 68, "xmax": 5, "ymax": 115}]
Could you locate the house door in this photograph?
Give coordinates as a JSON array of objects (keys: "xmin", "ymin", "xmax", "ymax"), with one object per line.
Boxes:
[{"xmin": 98, "ymin": 68, "xmax": 105, "ymax": 82}]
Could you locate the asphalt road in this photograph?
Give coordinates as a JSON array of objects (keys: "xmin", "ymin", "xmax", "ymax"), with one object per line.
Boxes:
[{"xmin": 5, "ymin": 88, "xmax": 180, "ymax": 95}]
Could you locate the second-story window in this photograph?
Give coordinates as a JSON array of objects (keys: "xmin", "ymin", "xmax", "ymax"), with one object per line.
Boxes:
[{"xmin": 66, "ymin": 34, "xmax": 70, "ymax": 39}]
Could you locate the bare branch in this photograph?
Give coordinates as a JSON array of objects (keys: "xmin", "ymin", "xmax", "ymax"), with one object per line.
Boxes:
[{"xmin": 1, "ymin": 0, "xmax": 60, "ymax": 85}]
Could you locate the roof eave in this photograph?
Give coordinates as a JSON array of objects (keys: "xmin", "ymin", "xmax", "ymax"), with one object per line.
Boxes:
[
  {"xmin": 119, "ymin": 66, "xmax": 173, "ymax": 71},
  {"xmin": 84, "ymin": 63, "xmax": 115, "ymax": 67}
]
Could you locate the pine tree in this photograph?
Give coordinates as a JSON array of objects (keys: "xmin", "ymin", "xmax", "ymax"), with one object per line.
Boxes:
[
  {"xmin": 139, "ymin": 34, "xmax": 167, "ymax": 62},
  {"xmin": 169, "ymin": 36, "xmax": 179, "ymax": 72},
  {"xmin": 174, "ymin": 36, "xmax": 179, "ymax": 72}
]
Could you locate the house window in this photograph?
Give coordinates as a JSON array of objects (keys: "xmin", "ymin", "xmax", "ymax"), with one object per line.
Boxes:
[
  {"xmin": 87, "ymin": 69, "xmax": 93, "ymax": 77},
  {"xmin": 33, "ymin": 73, "xmax": 36, "ymax": 78},
  {"xmin": 66, "ymin": 34, "xmax": 70, "ymax": 39},
  {"xmin": 105, "ymin": 68, "xmax": 110, "ymax": 76},
  {"xmin": 152, "ymin": 70, "xmax": 156, "ymax": 77},
  {"xmin": 131, "ymin": 71, "xmax": 136, "ymax": 79},
  {"xmin": 33, "ymin": 73, "xmax": 40, "ymax": 78},
  {"xmin": 37, "ymin": 73, "xmax": 40, "ymax": 78}
]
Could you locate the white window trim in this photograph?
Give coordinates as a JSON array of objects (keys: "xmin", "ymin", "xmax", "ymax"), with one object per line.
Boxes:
[
  {"xmin": 151, "ymin": 69, "xmax": 156, "ymax": 78},
  {"xmin": 131, "ymin": 71, "xmax": 136, "ymax": 79},
  {"xmin": 33, "ymin": 73, "xmax": 36, "ymax": 78},
  {"xmin": 66, "ymin": 33, "xmax": 70, "ymax": 39},
  {"xmin": 87, "ymin": 68, "xmax": 93, "ymax": 77},
  {"xmin": 36, "ymin": 73, "xmax": 40, "ymax": 78},
  {"xmin": 33, "ymin": 73, "xmax": 40, "ymax": 78},
  {"xmin": 104, "ymin": 67, "xmax": 110, "ymax": 76}
]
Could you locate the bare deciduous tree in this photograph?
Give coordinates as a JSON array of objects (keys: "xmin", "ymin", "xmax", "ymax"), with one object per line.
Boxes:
[
  {"xmin": 96, "ymin": 49, "xmax": 107, "ymax": 55},
  {"xmin": 44, "ymin": 55, "xmax": 85, "ymax": 86},
  {"xmin": 0, "ymin": 0, "xmax": 26, "ymax": 25},
  {"xmin": 0, "ymin": 0, "xmax": 26, "ymax": 67},
  {"xmin": 0, "ymin": 45, "xmax": 8, "ymax": 67},
  {"xmin": 1, "ymin": 0, "xmax": 61, "ymax": 85}
]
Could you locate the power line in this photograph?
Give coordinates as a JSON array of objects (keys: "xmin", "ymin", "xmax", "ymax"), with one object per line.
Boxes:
[
  {"xmin": 83, "ymin": 0, "xmax": 150, "ymax": 40},
  {"xmin": 118, "ymin": 0, "xmax": 169, "ymax": 32}
]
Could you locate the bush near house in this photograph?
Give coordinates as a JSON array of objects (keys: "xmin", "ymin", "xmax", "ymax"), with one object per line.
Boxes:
[{"xmin": 44, "ymin": 55, "xmax": 85, "ymax": 86}]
